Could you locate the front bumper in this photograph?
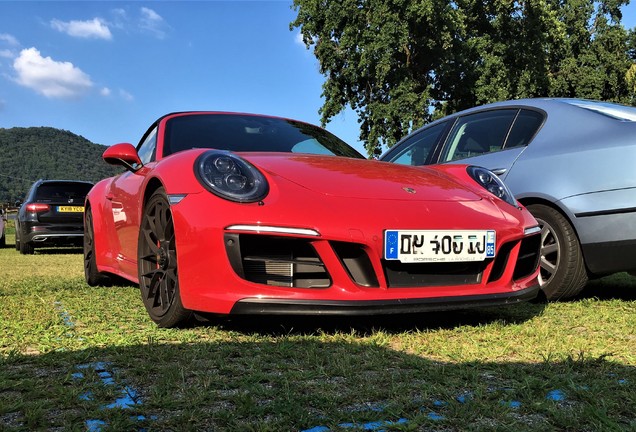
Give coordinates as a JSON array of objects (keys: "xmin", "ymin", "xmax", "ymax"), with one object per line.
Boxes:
[
  {"xmin": 171, "ymin": 191, "xmax": 541, "ymax": 315},
  {"xmin": 230, "ymin": 284, "xmax": 540, "ymax": 315}
]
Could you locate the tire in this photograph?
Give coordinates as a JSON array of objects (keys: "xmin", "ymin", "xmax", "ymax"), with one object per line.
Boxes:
[
  {"xmin": 527, "ymin": 204, "xmax": 588, "ymax": 300},
  {"xmin": 84, "ymin": 207, "xmax": 111, "ymax": 286},
  {"xmin": 19, "ymin": 238, "xmax": 34, "ymax": 255},
  {"xmin": 138, "ymin": 187, "xmax": 191, "ymax": 327}
]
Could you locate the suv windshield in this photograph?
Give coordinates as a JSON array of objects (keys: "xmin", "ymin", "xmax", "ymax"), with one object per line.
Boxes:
[
  {"xmin": 34, "ymin": 182, "xmax": 93, "ymax": 203},
  {"xmin": 163, "ymin": 114, "xmax": 364, "ymax": 159}
]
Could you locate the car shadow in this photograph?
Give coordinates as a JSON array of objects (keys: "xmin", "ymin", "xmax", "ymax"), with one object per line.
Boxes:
[
  {"xmin": 575, "ymin": 272, "xmax": 636, "ymax": 301},
  {"xmin": 31, "ymin": 247, "xmax": 84, "ymax": 255},
  {"xmin": 1, "ymin": 335, "xmax": 633, "ymax": 431},
  {"xmin": 193, "ymin": 301, "xmax": 547, "ymax": 337}
]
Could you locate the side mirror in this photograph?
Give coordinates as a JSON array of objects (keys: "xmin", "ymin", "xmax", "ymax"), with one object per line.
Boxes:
[{"xmin": 103, "ymin": 143, "xmax": 142, "ymax": 172}]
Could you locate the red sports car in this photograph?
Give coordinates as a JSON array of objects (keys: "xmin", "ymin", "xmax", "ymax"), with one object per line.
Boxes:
[{"xmin": 84, "ymin": 112, "xmax": 542, "ymax": 327}]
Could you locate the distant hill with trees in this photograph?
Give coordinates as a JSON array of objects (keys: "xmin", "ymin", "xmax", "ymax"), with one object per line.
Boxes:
[{"xmin": 0, "ymin": 127, "xmax": 121, "ymax": 205}]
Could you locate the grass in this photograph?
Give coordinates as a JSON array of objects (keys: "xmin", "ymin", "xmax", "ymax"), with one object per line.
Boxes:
[{"xmin": 1, "ymin": 224, "xmax": 635, "ymax": 431}]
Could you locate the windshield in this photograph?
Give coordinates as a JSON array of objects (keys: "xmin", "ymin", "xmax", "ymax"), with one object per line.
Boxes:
[{"xmin": 163, "ymin": 114, "xmax": 364, "ymax": 159}]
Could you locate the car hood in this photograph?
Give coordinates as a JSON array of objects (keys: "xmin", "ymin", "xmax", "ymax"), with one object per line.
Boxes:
[{"xmin": 242, "ymin": 153, "xmax": 482, "ymax": 202}]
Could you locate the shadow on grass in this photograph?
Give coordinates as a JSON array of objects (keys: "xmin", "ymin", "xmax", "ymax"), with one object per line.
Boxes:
[
  {"xmin": 194, "ymin": 301, "xmax": 547, "ymax": 337},
  {"xmin": 577, "ymin": 272, "xmax": 636, "ymax": 301},
  {"xmin": 31, "ymin": 246, "xmax": 83, "ymax": 255},
  {"xmin": 0, "ymin": 337, "xmax": 633, "ymax": 431}
]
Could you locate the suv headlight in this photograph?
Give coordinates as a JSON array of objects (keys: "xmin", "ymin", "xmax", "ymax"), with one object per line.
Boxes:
[
  {"xmin": 194, "ymin": 151, "xmax": 269, "ymax": 202},
  {"xmin": 467, "ymin": 166, "xmax": 518, "ymax": 208}
]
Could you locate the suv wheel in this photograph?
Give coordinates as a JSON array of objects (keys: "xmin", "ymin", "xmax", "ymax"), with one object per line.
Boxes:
[{"xmin": 19, "ymin": 240, "xmax": 34, "ymax": 255}]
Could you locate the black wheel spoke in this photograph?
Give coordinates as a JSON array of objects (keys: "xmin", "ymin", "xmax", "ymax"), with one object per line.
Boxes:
[
  {"xmin": 159, "ymin": 275, "xmax": 171, "ymax": 309},
  {"xmin": 138, "ymin": 188, "xmax": 189, "ymax": 327},
  {"xmin": 141, "ymin": 227, "xmax": 161, "ymax": 255}
]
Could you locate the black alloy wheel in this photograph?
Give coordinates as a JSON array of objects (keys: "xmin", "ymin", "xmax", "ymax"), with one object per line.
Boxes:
[
  {"xmin": 527, "ymin": 204, "xmax": 588, "ymax": 300},
  {"xmin": 84, "ymin": 207, "xmax": 111, "ymax": 286},
  {"xmin": 138, "ymin": 188, "xmax": 191, "ymax": 327}
]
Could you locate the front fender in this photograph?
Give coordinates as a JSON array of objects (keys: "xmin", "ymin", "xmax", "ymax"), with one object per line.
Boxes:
[{"xmin": 86, "ymin": 178, "xmax": 117, "ymax": 274}]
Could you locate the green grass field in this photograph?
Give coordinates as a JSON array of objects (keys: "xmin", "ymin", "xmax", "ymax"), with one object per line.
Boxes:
[{"xmin": 1, "ymin": 224, "xmax": 635, "ymax": 431}]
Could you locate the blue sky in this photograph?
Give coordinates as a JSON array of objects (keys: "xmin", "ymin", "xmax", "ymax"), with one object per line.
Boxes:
[
  {"xmin": 0, "ymin": 1, "xmax": 367, "ymax": 153},
  {"xmin": 1, "ymin": 1, "xmax": 636, "ymax": 157}
]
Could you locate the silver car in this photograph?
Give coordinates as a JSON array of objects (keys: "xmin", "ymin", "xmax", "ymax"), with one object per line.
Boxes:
[{"xmin": 380, "ymin": 98, "xmax": 636, "ymax": 300}]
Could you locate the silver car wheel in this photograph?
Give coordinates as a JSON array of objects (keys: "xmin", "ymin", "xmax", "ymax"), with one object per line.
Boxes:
[
  {"xmin": 526, "ymin": 204, "xmax": 588, "ymax": 300},
  {"xmin": 536, "ymin": 218, "xmax": 560, "ymax": 286}
]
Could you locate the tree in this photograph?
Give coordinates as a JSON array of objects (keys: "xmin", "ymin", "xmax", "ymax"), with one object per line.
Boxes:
[
  {"xmin": 291, "ymin": 0, "xmax": 636, "ymax": 156},
  {"xmin": 0, "ymin": 127, "xmax": 121, "ymax": 204}
]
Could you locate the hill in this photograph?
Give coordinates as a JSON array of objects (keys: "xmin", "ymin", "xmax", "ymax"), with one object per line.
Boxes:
[{"xmin": 0, "ymin": 127, "xmax": 121, "ymax": 205}]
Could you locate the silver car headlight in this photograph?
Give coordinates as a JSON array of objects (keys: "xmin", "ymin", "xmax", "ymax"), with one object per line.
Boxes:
[
  {"xmin": 467, "ymin": 166, "xmax": 518, "ymax": 208},
  {"xmin": 194, "ymin": 151, "xmax": 268, "ymax": 202}
]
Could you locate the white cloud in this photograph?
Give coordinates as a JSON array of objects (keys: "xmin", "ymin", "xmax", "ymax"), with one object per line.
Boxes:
[
  {"xmin": 139, "ymin": 7, "xmax": 169, "ymax": 39},
  {"xmin": 51, "ymin": 18, "xmax": 112, "ymax": 40},
  {"xmin": 0, "ymin": 34, "xmax": 19, "ymax": 58},
  {"xmin": 110, "ymin": 8, "xmax": 128, "ymax": 29},
  {"xmin": 99, "ymin": 87, "xmax": 133, "ymax": 101},
  {"xmin": 13, "ymin": 48, "xmax": 93, "ymax": 99},
  {"xmin": 119, "ymin": 89, "xmax": 133, "ymax": 101},
  {"xmin": 295, "ymin": 31, "xmax": 305, "ymax": 46},
  {"xmin": 294, "ymin": 31, "xmax": 316, "ymax": 55},
  {"xmin": 0, "ymin": 33, "xmax": 19, "ymax": 46}
]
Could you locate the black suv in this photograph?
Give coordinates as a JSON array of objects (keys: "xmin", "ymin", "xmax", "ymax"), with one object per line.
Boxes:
[
  {"xmin": 0, "ymin": 208, "xmax": 6, "ymax": 248},
  {"xmin": 15, "ymin": 180, "xmax": 94, "ymax": 254}
]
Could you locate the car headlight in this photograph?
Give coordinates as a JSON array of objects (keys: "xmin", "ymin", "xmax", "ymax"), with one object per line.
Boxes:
[
  {"xmin": 467, "ymin": 166, "xmax": 518, "ymax": 208},
  {"xmin": 194, "ymin": 151, "xmax": 269, "ymax": 202}
]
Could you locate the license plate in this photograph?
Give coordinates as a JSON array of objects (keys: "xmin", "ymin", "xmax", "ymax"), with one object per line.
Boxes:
[
  {"xmin": 384, "ymin": 230, "xmax": 496, "ymax": 263},
  {"xmin": 57, "ymin": 206, "xmax": 84, "ymax": 213}
]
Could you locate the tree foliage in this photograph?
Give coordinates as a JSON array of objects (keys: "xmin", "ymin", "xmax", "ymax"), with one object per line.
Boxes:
[
  {"xmin": 0, "ymin": 127, "xmax": 121, "ymax": 205},
  {"xmin": 292, "ymin": 0, "xmax": 636, "ymax": 156}
]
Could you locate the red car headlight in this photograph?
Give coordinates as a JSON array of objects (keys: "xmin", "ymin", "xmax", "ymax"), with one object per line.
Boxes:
[
  {"xmin": 467, "ymin": 166, "xmax": 518, "ymax": 208},
  {"xmin": 194, "ymin": 150, "xmax": 269, "ymax": 203}
]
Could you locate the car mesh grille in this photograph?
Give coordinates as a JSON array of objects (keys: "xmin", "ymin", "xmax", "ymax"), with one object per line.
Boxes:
[
  {"xmin": 383, "ymin": 260, "xmax": 487, "ymax": 288},
  {"xmin": 225, "ymin": 234, "xmax": 330, "ymax": 288}
]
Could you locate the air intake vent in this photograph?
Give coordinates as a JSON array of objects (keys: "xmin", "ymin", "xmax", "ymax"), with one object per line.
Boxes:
[
  {"xmin": 225, "ymin": 234, "xmax": 331, "ymax": 288},
  {"xmin": 383, "ymin": 260, "xmax": 487, "ymax": 288},
  {"xmin": 513, "ymin": 234, "xmax": 541, "ymax": 281}
]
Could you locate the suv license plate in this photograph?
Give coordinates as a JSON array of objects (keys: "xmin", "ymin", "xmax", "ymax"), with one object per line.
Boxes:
[{"xmin": 57, "ymin": 206, "xmax": 84, "ymax": 213}]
